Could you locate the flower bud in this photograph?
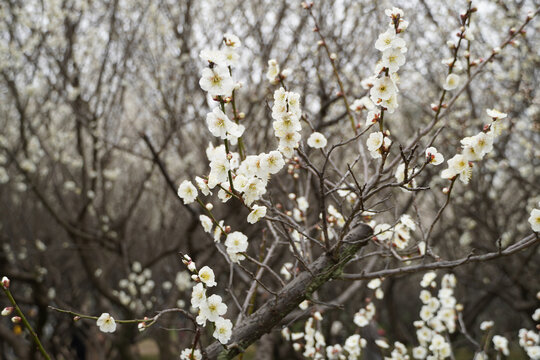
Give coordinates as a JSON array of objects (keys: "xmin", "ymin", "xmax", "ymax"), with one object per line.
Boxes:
[
  {"xmin": 187, "ymin": 262, "xmax": 197, "ymax": 272},
  {"xmin": 1, "ymin": 276, "xmax": 9, "ymax": 289},
  {"xmin": 1, "ymin": 307, "xmax": 13, "ymax": 316},
  {"xmin": 74, "ymin": 316, "xmax": 81, "ymax": 321},
  {"xmin": 205, "ymin": 203, "xmax": 214, "ymax": 211},
  {"xmin": 11, "ymin": 316, "xmax": 21, "ymax": 324}
]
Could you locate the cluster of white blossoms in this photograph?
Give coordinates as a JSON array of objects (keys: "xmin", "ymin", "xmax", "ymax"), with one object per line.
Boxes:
[
  {"xmin": 272, "ymin": 87, "xmax": 303, "ymax": 158},
  {"xmin": 180, "ymin": 348, "xmax": 202, "ymax": 360},
  {"xmin": 441, "ymin": 109, "xmax": 507, "ymax": 184},
  {"xmin": 412, "ymin": 273, "xmax": 458, "ymax": 359},
  {"xmin": 440, "ymin": 23, "xmax": 476, "ymax": 92},
  {"xmin": 370, "ymin": 7, "xmax": 408, "ymax": 113},
  {"xmin": 361, "ymin": 7, "xmax": 407, "ymax": 158},
  {"xmin": 353, "ymin": 302, "xmax": 376, "ymax": 328},
  {"xmin": 266, "ymin": 59, "xmax": 292, "ymax": 85},
  {"xmin": 283, "ymin": 311, "xmax": 367, "ymax": 360},
  {"xmin": 371, "ymin": 213, "xmax": 417, "ymax": 250},
  {"xmin": 198, "ymin": 33, "xmax": 241, "ymax": 97},
  {"xmin": 483, "ymin": 293, "xmax": 540, "ymax": 359},
  {"xmin": 181, "ymin": 255, "xmax": 232, "ymax": 345},
  {"xmin": 113, "ymin": 262, "xmax": 157, "ymax": 311},
  {"xmin": 382, "ymin": 341, "xmax": 413, "ymax": 360},
  {"xmin": 284, "ymin": 272, "xmax": 539, "ymax": 360},
  {"xmin": 518, "ymin": 324, "xmax": 540, "ymax": 359}
]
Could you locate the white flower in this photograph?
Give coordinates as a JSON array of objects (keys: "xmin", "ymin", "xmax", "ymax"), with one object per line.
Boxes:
[
  {"xmin": 375, "ymin": 29, "xmax": 405, "ymax": 52},
  {"xmin": 367, "ymin": 279, "xmax": 382, "ymax": 289},
  {"xmin": 247, "ymin": 205, "xmax": 267, "ymax": 224},
  {"xmin": 199, "ymin": 65, "xmax": 235, "ymax": 97},
  {"xmin": 344, "ymin": 334, "xmax": 364, "ymax": 358},
  {"xmin": 198, "ymin": 266, "xmax": 217, "ymax": 287},
  {"xmin": 350, "ymin": 97, "xmax": 376, "ymax": 112},
  {"xmin": 208, "ymin": 158, "xmax": 230, "ymax": 189},
  {"xmin": 195, "ymin": 176, "xmax": 211, "ymax": 196},
  {"xmin": 529, "ymin": 208, "xmax": 540, "ymax": 232},
  {"xmin": 199, "ymin": 49, "xmax": 226, "ymax": 65},
  {"xmin": 442, "ymin": 154, "xmax": 471, "ymax": 184},
  {"xmin": 96, "ymin": 313, "xmax": 116, "ymax": 333},
  {"xmin": 413, "ymin": 346, "xmax": 427, "ymax": 359},
  {"xmin": 527, "ymin": 346, "xmax": 540, "ymax": 359},
  {"xmin": 425, "ymin": 147, "xmax": 444, "ymax": 165},
  {"xmin": 225, "ymin": 231, "xmax": 249, "ymax": 255},
  {"xmin": 380, "ymin": 93, "xmax": 399, "ymax": 113},
  {"xmin": 178, "ymin": 180, "xmax": 198, "ymax": 204},
  {"xmin": 278, "ymin": 131, "xmax": 301, "ymax": 149},
  {"xmin": 213, "ymin": 317, "xmax": 233, "ymax": 344},
  {"xmin": 382, "ymin": 48, "xmax": 406, "ymax": 73},
  {"xmin": 366, "ymin": 132, "xmax": 384, "ymax": 152},
  {"xmin": 479, "ymin": 320, "xmax": 494, "ymax": 331},
  {"xmin": 307, "ymin": 132, "xmax": 327, "ymax": 149},
  {"xmin": 400, "ymin": 214, "xmax": 416, "ymax": 230},
  {"xmin": 262, "ymin": 151, "xmax": 285, "ymax": 174},
  {"xmin": 180, "ymin": 348, "xmax": 202, "ymax": 360},
  {"xmin": 200, "ymin": 294, "xmax": 227, "ymax": 322},
  {"xmin": 486, "ymin": 109, "xmax": 507, "ymax": 120},
  {"xmin": 443, "ymin": 74, "xmax": 460, "ymax": 91},
  {"xmin": 421, "ymin": 272, "xmax": 437, "ymax": 287},
  {"xmin": 206, "ymin": 107, "xmax": 232, "ymax": 139},
  {"xmin": 297, "ymin": 196, "xmax": 309, "ymax": 212},
  {"xmin": 199, "ymin": 215, "xmax": 213, "ymax": 233},
  {"xmin": 266, "ymin": 59, "xmax": 280, "ymax": 83},
  {"xmin": 273, "ymin": 112, "xmax": 301, "ymax": 138},
  {"xmin": 493, "ymin": 335, "xmax": 509, "ymax": 356},
  {"xmin": 191, "ymin": 283, "xmax": 206, "ymax": 308},
  {"xmin": 242, "ymin": 178, "xmax": 267, "ymax": 205},
  {"xmin": 287, "ymin": 92, "xmax": 302, "ymax": 118},
  {"xmin": 468, "ymin": 132, "xmax": 494, "ymax": 158},
  {"xmin": 533, "ymin": 308, "xmax": 540, "ymax": 321},
  {"xmin": 370, "ymin": 76, "xmax": 396, "ymax": 102}
]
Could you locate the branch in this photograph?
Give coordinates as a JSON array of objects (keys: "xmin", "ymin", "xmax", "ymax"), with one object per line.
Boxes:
[
  {"xmin": 204, "ymin": 223, "xmax": 373, "ymax": 359},
  {"xmin": 342, "ymin": 233, "xmax": 538, "ymax": 280}
]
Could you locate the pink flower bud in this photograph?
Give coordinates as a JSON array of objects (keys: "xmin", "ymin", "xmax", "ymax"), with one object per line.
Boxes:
[
  {"xmin": 1, "ymin": 307, "xmax": 13, "ymax": 316},
  {"xmin": 1, "ymin": 276, "xmax": 9, "ymax": 289},
  {"xmin": 11, "ymin": 316, "xmax": 21, "ymax": 323}
]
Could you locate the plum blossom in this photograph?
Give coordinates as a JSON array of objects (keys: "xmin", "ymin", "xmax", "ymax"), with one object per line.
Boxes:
[{"xmin": 96, "ymin": 313, "xmax": 116, "ymax": 333}]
